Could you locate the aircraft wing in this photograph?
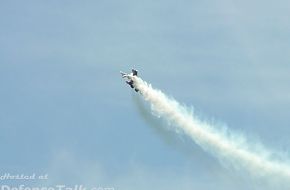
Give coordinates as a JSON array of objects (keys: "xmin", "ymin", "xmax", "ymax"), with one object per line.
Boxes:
[{"xmin": 132, "ymin": 69, "xmax": 138, "ymax": 76}]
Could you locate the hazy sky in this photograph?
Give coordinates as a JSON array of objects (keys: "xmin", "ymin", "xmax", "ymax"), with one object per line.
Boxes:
[{"xmin": 1, "ymin": 1, "xmax": 290, "ymax": 189}]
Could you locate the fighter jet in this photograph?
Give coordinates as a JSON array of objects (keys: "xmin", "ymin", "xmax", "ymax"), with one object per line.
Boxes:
[{"xmin": 120, "ymin": 69, "xmax": 139, "ymax": 92}]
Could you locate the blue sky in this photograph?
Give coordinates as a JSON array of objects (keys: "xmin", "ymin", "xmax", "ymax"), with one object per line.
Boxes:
[{"xmin": 1, "ymin": 0, "xmax": 290, "ymax": 189}]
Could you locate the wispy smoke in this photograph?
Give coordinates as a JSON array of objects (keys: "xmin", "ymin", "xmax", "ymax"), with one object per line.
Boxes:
[{"xmin": 133, "ymin": 76, "xmax": 290, "ymax": 187}]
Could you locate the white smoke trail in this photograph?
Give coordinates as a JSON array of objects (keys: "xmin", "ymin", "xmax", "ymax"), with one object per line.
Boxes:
[{"xmin": 133, "ymin": 76, "xmax": 290, "ymax": 186}]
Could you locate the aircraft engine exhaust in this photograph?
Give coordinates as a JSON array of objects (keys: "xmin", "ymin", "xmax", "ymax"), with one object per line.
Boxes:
[{"xmin": 127, "ymin": 74, "xmax": 290, "ymax": 187}]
